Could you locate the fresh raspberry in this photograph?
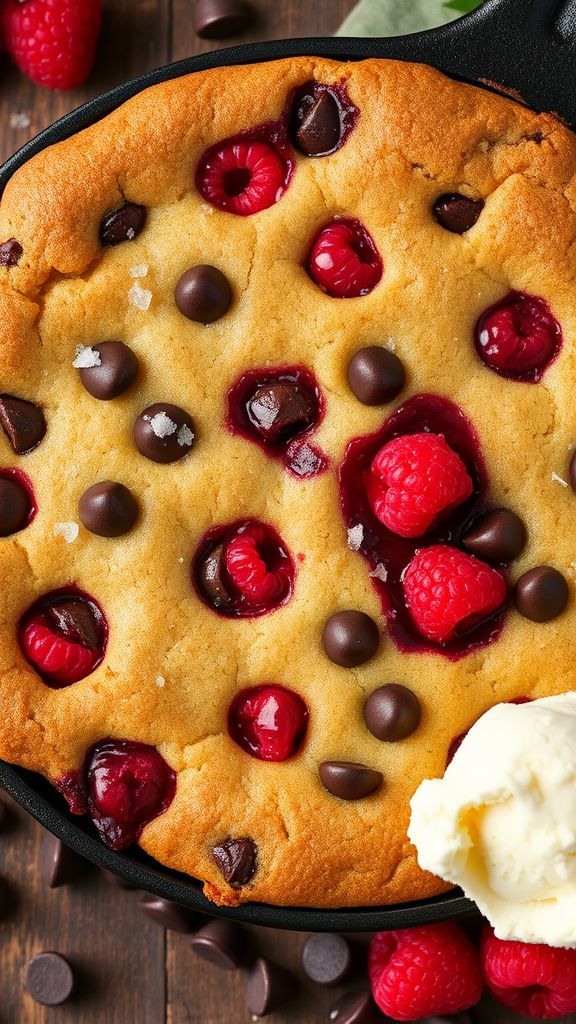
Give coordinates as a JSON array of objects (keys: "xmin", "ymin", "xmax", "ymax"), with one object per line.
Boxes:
[
  {"xmin": 307, "ymin": 218, "xmax": 383, "ymax": 298},
  {"xmin": 475, "ymin": 291, "xmax": 561, "ymax": 381},
  {"xmin": 366, "ymin": 433, "xmax": 473, "ymax": 538},
  {"xmin": 369, "ymin": 922, "xmax": 483, "ymax": 1021},
  {"xmin": 403, "ymin": 544, "xmax": 507, "ymax": 643},
  {"xmin": 228, "ymin": 685, "xmax": 308, "ymax": 761},
  {"xmin": 21, "ymin": 614, "xmax": 101, "ymax": 686},
  {"xmin": 225, "ymin": 526, "xmax": 285, "ymax": 604},
  {"xmin": 481, "ymin": 926, "xmax": 576, "ymax": 1019},
  {"xmin": 1, "ymin": 0, "xmax": 102, "ymax": 91},
  {"xmin": 196, "ymin": 139, "xmax": 290, "ymax": 215}
]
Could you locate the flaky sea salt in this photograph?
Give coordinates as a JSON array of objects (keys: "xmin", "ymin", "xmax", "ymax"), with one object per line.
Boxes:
[
  {"xmin": 126, "ymin": 227, "xmax": 136, "ymax": 240},
  {"xmin": 72, "ymin": 344, "xmax": 101, "ymax": 369},
  {"xmin": 370, "ymin": 563, "xmax": 388, "ymax": 582},
  {"xmin": 155, "ymin": 675, "xmax": 166, "ymax": 688},
  {"xmin": 178, "ymin": 557, "xmax": 184, "ymax": 564},
  {"xmin": 10, "ymin": 112, "xmax": 31, "ymax": 130},
  {"xmin": 130, "ymin": 263, "xmax": 149, "ymax": 278},
  {"xmin": 128, "ymin": 282, "xmax": 152, "ymax": 310},
  {"xmin": 149, "ymin": 412, "xmax": 177, "ymax": 438},
  {"xmin": 479, "ymin": 329, "xmax": 490, "ymax": 347},
  {"xmin": 347, "ymin": 524, "xmax": 363, "ymax": 551},
  {"xmin": 385, "ymin": 337, "xmax": 396, "ymax": 352},
  {"xmin": 54, "ymin": 522, "xmax": 79, "ymax": 544},
  {"xmin": 177, "ymin": 424, "xmax": 194, "ymax": 447},
  {"xmin": 552, "ymin": 471, "xmax": 569, "ymax": 488}
]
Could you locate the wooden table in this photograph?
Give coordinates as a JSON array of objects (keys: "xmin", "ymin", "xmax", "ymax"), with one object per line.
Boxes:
[{"xmin": 0, "ymin": 2, "xmax": 573, "ymax": 1022}]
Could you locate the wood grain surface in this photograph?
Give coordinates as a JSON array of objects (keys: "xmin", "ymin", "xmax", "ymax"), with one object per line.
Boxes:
[{"xmin": 0, "ymin": 2, "xmax": 574, "ymax": 1022}]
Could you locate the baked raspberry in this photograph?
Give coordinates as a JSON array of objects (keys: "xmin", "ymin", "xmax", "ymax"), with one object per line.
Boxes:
[
  {"xmin": 196, "ymin": 137, "xmax": 292, "ymax": 215},
  {"xmin": 481, "ymin": 926, "xmax": 576, "ymax": 1019},
  {"xmin": 1, "ymin": 0, "xmax": 102, "ymax": 91},
  {"xmin": 86, "ymin": 739, "xmax": 176, "ymax": 850},
  {"xmin": 366, "ymin": 433, "xmax": 473, "ymax": 538},
  {"xmin": 475, "ymin": 291, "xmax": 562, "ymax": 381},
  {"xmin": 225, "ymin": 529, "xmax": 284, "ymax": 603},
  {"xmin": 19, "ymin": 591, "xmax": 107, "ymax": 687},
  {"xmin": 307, "ymin": 218, "xmax": 383, "ymax": 298},
  {"xmin": 403, "ymin": 544, "xmax": 507, "ymax": 644},
  {"xmin": 369, "ymin": 923, "xmax": 483, "ymax": 1021},
  {"xmin": 228, "ymin": 685, "xmax": 308, "ymax": 761}
]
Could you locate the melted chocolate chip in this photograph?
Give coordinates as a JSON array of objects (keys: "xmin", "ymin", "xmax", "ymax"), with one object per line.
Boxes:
[
  {"xmin": 212, "ymin": 836, "xmax": 257, "ymax": 886},
  {"xmin": 79, "ymin": 481, "xmax": 139, "ymax": 537},
  {"xmin": 24, "ymin": 953, "xmax": 75, "ymax": 1006},
  {"xmin": 246, "ymin": 957, "xmax": 294, "ymax": 1016},
  {"xmin": 0, "ymin": 395, "xmax": 46, "ymax": 454},
  {"xmin": 364, "ymin": 684, "xmax": 421, "ymax": 742},
  {"xmin": 0, "ymin": 238, "xmax": 23, "ymax": 267},
  {"xmin": 295, "ymin": 90, "xmax": 342, "ymax": 156},
  {"xmin": 302, "ymin": 933, "xmax": 352, "ymax": 986},
  {"xmin": 514, "ymin": 566, "xmax": 569, "ymax": 622},
  {"xmin": 175, "ymin": 265, "xmax": 232, "ymax": 323},
  {"xmin": 134, "ymin": 403, "xmax": 195, "ymax": 464},
  {"xmin": 247, "ymin": 380, "xmax": 316, "ymax": 444},
  {"xmin": 78, "ymin": 341, "xmax": 138, "ymax": 400},
  {"xmin": 197, "ymin": 542, "xmax": 232, "ymax": 607},
  {"xmin": 432, "ymin": 193, "xmax": 484, "ymax": 233},
  {"xmin": 328, "ymin": 991, "xmax": 381, "ymax": 1024},
  {"xmin": 100, "ymin": 203, "xmax": 146, "ymax": 245},
  {"xmin": 138, "ymin": 895, "xmax": 200, "ymax": 933},
  {"xmin": 0, "ymin": 476, "xmax": 31, "ymax": 536},
  {"xmin": 347, "ymin": 346, "xmax": 406, "ymax": 405},
  {"xmin": 319, "ymin": 761, "xmax": 383, "ymax": 800},
  {"xmin": 322, "ymin": 611, "xmax": 380, "ymax": 668},
  {"xmin": 40, "ymin": 835, "xmax": 86, "ymax": 888},
  {"xmin": 191, "ymin": 919, "xmax": 245, "ymax": 970},
  {"xmin": 194, "ymin": 0, "xmax": 252, "ymax": 38},
  {"xmin": 46, "ymin": 599, "xmax": 100, "ymax": 651},
  {"xmin": 463, "ymin": 508, "xmax": 526, "ymax": 562}
]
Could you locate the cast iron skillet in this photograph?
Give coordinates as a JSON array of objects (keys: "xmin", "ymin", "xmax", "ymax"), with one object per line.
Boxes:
[{"xmin": 0, "ymin": 0, "xmax": 574, "ymax": 932}]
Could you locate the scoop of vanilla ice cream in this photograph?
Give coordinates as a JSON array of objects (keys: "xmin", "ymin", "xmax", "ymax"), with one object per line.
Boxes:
[{"xmin": 408, "ymin": 692, "xmax": 576, "ymax": 947}]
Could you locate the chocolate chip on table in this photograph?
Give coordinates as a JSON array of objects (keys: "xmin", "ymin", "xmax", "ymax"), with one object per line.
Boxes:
[
  {"xmin": 514, "ymin": 565, "xmax": 569, "ymax": 622},
  {"xmin": 175, "ymin": 265, "xmax": 232, "ymax": 324},
  {"xmin": 347, "ymin": 346, "xmax": 405, "ymax": 406},
  {"xmin": 133, "ymin": 403, "xmax": 195, "ymax": 464},
  {"xmin": 247, "ymin": 380, "xmax": 316, "ymax": 444},
  {"xmin": 24, "ymin": 952, "xmax": 75, "ymax": 1006},
  {"xmin": 197, "ymin": 543, "xmax": 232, "ymax": 607},
  {"xmin": 190, "ymin": 919, "xmax": 245, "ymax": 970},
  {"xmin": 0, "ymin": 476, "xmax": 31, "ymax": 536},
  {"xmin": 46, "ymin": 599, "xmax": 100, "ymax": 651},
  {"xmin": 295, "ymin": 90, "xmax": 342, "ymax": 157},
  {"xmin": 193, "ymin": 0, "xmax": 252, "ymax": 39},
  {"xmin": 79, "ymin": 481, "xmax": 139, "ymax": 537},
  {"xmin": 463, "ymin": 508, "xmax": 526, "ymax": 562},
  {"xmin": 0, "ymin": 238, "xmax": 23, "ymax": 267},
  {"xmin": 364, "ymin": 684, "xmax": 421, "ymax": 742},
  {"xmin": 322, "ymin": 610, "xmax": 380, "ymax": 668},
  {"xmin": 0, "ymin": 395, "xmax": 46, "ymax": 454},
  {"xmin": 302, "ymin": 933, "xmax": 352, "ymax": 986},
  {"xmin": 212, "ymin": 836, "xmax": 257, "ymax": 885},
  {"xmin": 432, "ymin": 193, "xmax": 484, "ymax": 233},
  {"xmin": 40, "ymin": 834, "xmax": 86, "ymax": 888},
  {"xmin": 245, "ymin": 957, "xmax": 294, "ymax": 1016},
  {"xmin": 78, "ymin": 341, "xmax": 138, "ymax": 400},
  {"xmin": 328, "ymin": 991, "xmax": 381, "ymax": 1024},
  {"xmin": 100, "ymin": 202, "xmax": 146, "ymax": 245},
  {"xmin": 138, "ymin": 895, "xmax": 201, "ymax": 933},
  {"xmin": 319, "ymin": 762, "xmax": 383, "ymax": 800}
]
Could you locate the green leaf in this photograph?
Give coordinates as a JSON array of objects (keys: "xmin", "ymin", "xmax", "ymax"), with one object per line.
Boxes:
[{"xmin": 443, "ymin": 0, "xmax": 483, "ymax": 12}]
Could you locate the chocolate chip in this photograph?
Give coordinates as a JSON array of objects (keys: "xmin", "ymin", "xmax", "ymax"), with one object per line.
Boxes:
[
  {"xmin": 24, "ymin": 952, "xmax": 75, "ymax": 1006},
  {"xmin": 319, "ymin": 762, "xmax": 383, "ymax": 800},
  {"xmin": 570, "ymin": 450, "xmax": 576, "ymax": 493},
  {"xmin": 364, "ymin": 684, "xmax": 421, "ymax": 742},
  {"xmin": 78, "ymin": 341, "xmax": 138, "ymax": 400},
  {"xmin": 0, "ymin": 476, "xmax": 31, "ymax": 536},
  {"xmin": 138, "ymin": 895, "xmax": 201, "ymax": 933},
  {"xmin": 175, "ymin": 265, "xmax": 232, "ymax": 323},
  {"xmin": 247, "ymin": 380, "xmax": 316, "ymax": 444},
  {"xmin": 40, "ymin": 834, "xmax": 86, "ymax": 888},
  {"xmin": 100, "ymin": 203, "xmax": 146, "ymax": 245},
  {"xmin": 212, "ymin": 836, "xmax": 257, "ymax": 886},
  {"xmin": 432, "ymin": 193, "xmax": 484, "ymax": 233},
  {"xmin": 302, "ymin": 933, "xmax": 352, "ymax": 986},
  {"xmin": 328, "ymin": 991, "xmax": 381, "ymax": 1024},
  {"xmin": 46, "ymin": 599, "xmax": 100, "ymax": 651},
  {"xmin": 514, "ymin": 566, "xmax": 569, "ymax": 622},
  {"xmin": 190, "ymin": 919, "xmax": 245, "ymax": 970},
  {"xmin": 0, "ymin": 395, "xmax": 46, "ymax": 454},
  {"xmin": 0, "ymin": 238, "xmax": 23, "ymax": 267},
  {"xmin": 245, "ymin": 957, "xmax": 294, "ymax": 1016},
  {"xmin": 101, "ymin": 869, "xmax": 136, "ymax": 889},
  {"xmin": 79, "ymin": 481, "xmax": 139, "ymax": 537},
  {"xmin": 194, "ymin": 0, "xmax": 252, "ymax": 38},
  {"xmin": 463, "ymin": 508, "xmax": 526, "ymax": 562},
  {"xmin": 197, "ymin": 543, "xmax": 232, "ymax": 607},
  {"xmin": 134, "ymin": 403, "xmax": 195, "ymax": 464},
  {"xmin": 295, "ymin": 90, "xmax": 342, "ymax": 157},
  {"xmin": 347, "ymin": 346, "xmax": 405, "ymax": 405},
  {"xmin": 322, "ymin": 610, "xmax": 380, "ymax": 668}
]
